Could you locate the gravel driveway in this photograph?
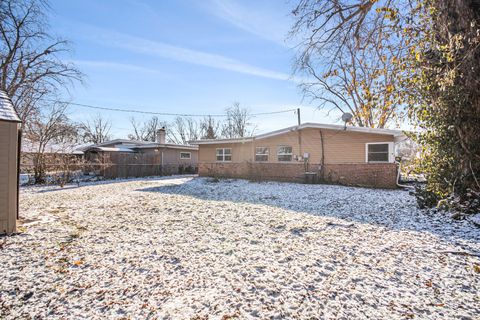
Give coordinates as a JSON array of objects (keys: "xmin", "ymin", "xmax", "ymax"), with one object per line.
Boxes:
[{"xmin": 1, "ymin": 176, "xmax": 479, "ymax": 319}]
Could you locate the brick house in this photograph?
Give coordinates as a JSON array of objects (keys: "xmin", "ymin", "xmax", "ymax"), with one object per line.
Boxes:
[{"xmin": 191, "ymin": 123, "xmax": 406, "ymax": 188}]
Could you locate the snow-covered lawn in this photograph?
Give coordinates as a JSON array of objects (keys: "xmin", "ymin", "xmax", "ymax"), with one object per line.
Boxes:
[{"xmin": 1, "ymin": 176, "xmax": 479, "ymax": 319}]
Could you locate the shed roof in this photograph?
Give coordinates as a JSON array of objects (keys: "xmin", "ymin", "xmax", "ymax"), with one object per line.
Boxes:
[
  {"xmin": 0, "ymin": 90, "xmax": 21, "ymax": 123},
  {"xmin": 190, "ymin": 122, "xmax": 406, "ymax": 145}
]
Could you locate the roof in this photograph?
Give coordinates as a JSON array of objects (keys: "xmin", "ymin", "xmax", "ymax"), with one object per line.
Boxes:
[
  {"xmin": 83, "ymin": 140, "xmax": 198, "ymax": 153},
  {"xmin": 0, "ymin": 90, "xmax": 21, "ymax": 123},
  {"xmin": 134, "ymin": 143, "xmax": 198, "ymax": 150},
  {"xmin": 191, "ymin": 122, "xmax": 406, "ymax": 145},
  {"xmin": 92, "ymin": 139, "xmax": 152, "ymax": 147},
  {"xmin": 86, "ymin": 146, "xmax": 136, "ymax": 153}
]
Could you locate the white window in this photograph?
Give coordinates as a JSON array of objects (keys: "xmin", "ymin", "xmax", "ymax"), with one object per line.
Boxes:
[
  {"xmin": 277, "ymin": 146, "xmax": 293, "ymax": 162},
  {"xmin": 255, "ymin": 147, "xmax": 269, "ymax": 162},
  {"xmin": 180, "ymin": 152, "xmax": 191, "ymax": 159},
  {"xmin": 216, "ymin": 148, "xmax": 232, "ymax": 162},
  {"xmin": 366, "ymin": 142, "xmax": 394, "ymax": 163}
]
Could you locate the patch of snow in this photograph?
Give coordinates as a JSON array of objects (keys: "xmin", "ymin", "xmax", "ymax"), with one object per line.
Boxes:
[
  {"xmin": 1, "ymin": 177, "xmax": 479, "ymax": 319},
  {"xmin": 19, "ymin": 174, "xmax": 31, "ymax": 186},
  {"xmin": 470, "ymin": 214, "xmax": 480, "ymax": 228}
]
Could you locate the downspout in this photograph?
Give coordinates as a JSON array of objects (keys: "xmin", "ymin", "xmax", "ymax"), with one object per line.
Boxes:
[
  {"xmin": 319, "ymin": 129, "xmax": 325, "ymax": 180},
  {"xmin": 396, "ymin": 158, "xmax": 414, "ymax": 189},
  {"xmin": 298, "ymin": 128, "xmax": 302, "ymax": 162},
  {"xmin": 161, "ymin": 150, "xmax": 164, "ymax": 175},
  {"xmin": 16, "ymin": 126, "xmax": 22, "ymax": 220}
]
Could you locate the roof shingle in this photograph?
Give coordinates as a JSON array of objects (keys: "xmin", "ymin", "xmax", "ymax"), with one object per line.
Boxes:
[{"xmin": 0, "ymin": 90, "xmax": 21, "ymax": 122}]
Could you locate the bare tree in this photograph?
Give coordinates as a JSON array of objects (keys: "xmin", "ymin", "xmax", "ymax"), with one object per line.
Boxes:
[
  {"xmin": 221, "ymin": 102, "xmax": 255, "ymax": 138},
  {"xmin": 128, "ymin": 116, "xmax": 165, "ymax": 142},
  {"xmin": 290, "ymin": 0, "xmax": 408, "ymax": 128},
  {"xmin": 0, "ymin": 0, "xmax": 83, "ymax": 124},
  {"xmin": 168, "ymin": 116, "xmax": 201, "ymax": 145},
  {"xmin": 24, "ymin": 103, "xmax": 77, "ymax": 182},
  {"xmin": 80, "ymin": 114, "xmax": 111, "ymax": 144},
  {"xmin": 200, "ymin": 115, "xmax": 220, "ymax": 139}
]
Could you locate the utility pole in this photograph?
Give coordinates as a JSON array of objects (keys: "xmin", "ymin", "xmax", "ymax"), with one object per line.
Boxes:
[{"xmin": 297, "ymin": 108, "xmax": 301, "ymax": 126}]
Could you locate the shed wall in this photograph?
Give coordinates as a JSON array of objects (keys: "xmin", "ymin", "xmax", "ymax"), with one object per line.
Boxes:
[{"xmin": 0, "ymin": 121, "xmax": 19, "ymax": 233}]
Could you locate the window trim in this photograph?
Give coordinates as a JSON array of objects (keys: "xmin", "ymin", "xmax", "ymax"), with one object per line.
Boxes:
[
  {"xmin": 179, "ymin": 152, "xmax": 191, "ymax": 159},
  {"xmin": 277, "ymin": 145, "xmax": 293, "ymax": 162},
  {"xmin": 365, "ymin": 142, "xmax": 394, "ymax": 163},
  {"xmin": 216, "ymin": 148, "xmax": 232, "ymax": 162},
  {"xmin": 255, "ymin": 146, "xmax": 269, "ymax": 162}
]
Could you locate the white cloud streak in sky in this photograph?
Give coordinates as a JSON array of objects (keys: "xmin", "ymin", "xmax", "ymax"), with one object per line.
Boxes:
[
  {"xmin": 204, "ymin": 0, "xmax": 290, "ymax": 46},
  {"xmin": 87, "ymin": 28, "xmax": 292, "ymax": 81},
  {"xmin": 72, "ymin": 60, "xmax": 160, "ymax": 74}
]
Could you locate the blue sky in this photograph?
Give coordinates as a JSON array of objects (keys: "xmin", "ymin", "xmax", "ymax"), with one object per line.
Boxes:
[{"xmin": 49, "ymin": 0, "xmax": 338, "ymax": 138}]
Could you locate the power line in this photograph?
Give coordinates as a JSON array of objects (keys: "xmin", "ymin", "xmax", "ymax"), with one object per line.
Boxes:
[{"xmin": 57, "ymin": 100, "xmax": 297, "ymax": 117}]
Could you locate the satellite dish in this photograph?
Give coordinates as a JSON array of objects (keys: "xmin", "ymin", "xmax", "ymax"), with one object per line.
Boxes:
[
  {"xmin": 341, "ymin": 112, "xmax": 353, "ymax": 123},
  {"xmin": 341, "ymin": 112, "xmax": 353, "ymax": 130}
]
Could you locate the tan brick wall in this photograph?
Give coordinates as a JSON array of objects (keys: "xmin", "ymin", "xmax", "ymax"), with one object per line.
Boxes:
[
  {"xmin": 198, "ymin": 128, "xmax": 394, "ymax": 165},
  {"xmin": 199, "ymin": 162, "xmax": 307, "ymax": 182},
  {"xmin": 198, "ymin": 162, "xmax": 398, "ymax": 188},
  {"xmin": 322, "ymin": 163, "xmax": 398, "ymax": 188}
]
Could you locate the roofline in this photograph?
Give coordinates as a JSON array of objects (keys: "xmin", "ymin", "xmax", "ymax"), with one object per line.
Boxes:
[
  {"xmin": 90, "ymin": 139, "xmax": 197, "ymax": 150},
  {"xmin": 189, "ymin": 137, "xmax": 253, "ymax": 145},
  {"xmin": 85, "ymin": 146, "xmax": 135, "ymax": 153},
  {"xmin": 191, "ymin": 123, "xmax": 406, "ymax": 145},
  {"xmin": 0, "ymin": 118, "xmax": 22, "ymax": 123},
  {"xmin": 93, "ymin": 139, "xmax": 152, "ymax": 147},
  {"xmin": 300, "ymin": 123, "xmax": 404, "ymax": 136},
  {"xmin": 0, "ymin": 90, "xmax": 22, "ymax": 122},
  {"xmin": 134, "ymin": 143, "xmax": 198, "ymax": 150}
]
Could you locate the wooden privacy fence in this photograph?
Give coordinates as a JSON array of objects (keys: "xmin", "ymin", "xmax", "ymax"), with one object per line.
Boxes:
[
  {"xmin": 95, "ymin": 152, "xmax": 197, "ymax": 178},
  {"xmin": 21, "ymin": 151, "xmax": 197, "ymax": 180}
]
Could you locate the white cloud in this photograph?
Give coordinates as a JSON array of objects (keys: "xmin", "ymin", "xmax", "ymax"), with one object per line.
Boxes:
[
  {"xmin": 72, "ymin": 60, "xmax": 159, "ymax": 74},
  {"xmin": 203, "ymin": 0, "xmax": 290, "ymax": 46},
  {"xmin": 86, "ymin": 28, "xmax": 292, "ymax": 81}
]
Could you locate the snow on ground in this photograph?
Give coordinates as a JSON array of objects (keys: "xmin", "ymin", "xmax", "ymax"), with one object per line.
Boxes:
[{"xmin": 1, "ymin": 176, "xmax": 479, "ymax": 319}]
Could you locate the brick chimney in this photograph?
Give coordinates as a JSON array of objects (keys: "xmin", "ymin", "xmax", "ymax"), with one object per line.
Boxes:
[{"xmin": 156, "ymin": 127, "xmax": 166, "ymax": 144}]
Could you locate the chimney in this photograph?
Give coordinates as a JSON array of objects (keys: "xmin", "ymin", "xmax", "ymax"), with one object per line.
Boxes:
[{"xmin": 156, "ymin": 127, "xmax": 166, "ymax": 144}]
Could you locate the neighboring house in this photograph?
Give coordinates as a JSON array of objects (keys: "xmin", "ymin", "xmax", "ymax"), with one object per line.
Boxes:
[
  {"xmin": 0, "ymin": 91, "xmax": 21, "ymax": 234},
  {"xmin": 191, "ymin": 122, "xmax": 406, "ymax": 188},
  {"xmin": 82, "ymin": 128, "xmax": 198, "ymax": 178}
]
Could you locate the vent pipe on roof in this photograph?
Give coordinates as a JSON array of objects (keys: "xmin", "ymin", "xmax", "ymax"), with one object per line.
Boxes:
[{"xmin": 156, "ymin": 127, "xmax": 166, "ymax": 144}]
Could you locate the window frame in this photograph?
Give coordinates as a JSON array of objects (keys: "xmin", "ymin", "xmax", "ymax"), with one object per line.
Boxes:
[
  {"xmin": 365, "ymin": 142, "xmax": 394, "ymax": 163},
  {"xmin": 216, "ymin": 148, "xmax": 232, "ymax": 162},
  {"xmin": 277, "ymin": 145, "xmax": 293, "ymax": 162},
  {"xmin": 179, "ymin": 152, "xmax": 191, "ymax": 160},
  {"xmin": 255, "ymin": 146, "xmax": 269, "ymax": 162}
]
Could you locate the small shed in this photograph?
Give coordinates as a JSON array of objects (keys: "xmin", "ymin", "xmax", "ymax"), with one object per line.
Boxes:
[{"xmin": 0, "ymin": 91, "xmax": 21, "ymax": 234}]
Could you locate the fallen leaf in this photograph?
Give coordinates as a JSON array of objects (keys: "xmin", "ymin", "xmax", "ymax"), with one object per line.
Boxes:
[
  {"xmin": 73, "ymin": 260, "xmax": 83, "ymax": 266},
  {"xmin": 473, "ymin": 264, "xmax": 480, "ymax": 273}
]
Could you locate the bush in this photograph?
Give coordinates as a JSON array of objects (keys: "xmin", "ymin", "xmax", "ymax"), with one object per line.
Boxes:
[{"xmin": 406, "ymin": 1, "xmax": 480, "ymax": 215}]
